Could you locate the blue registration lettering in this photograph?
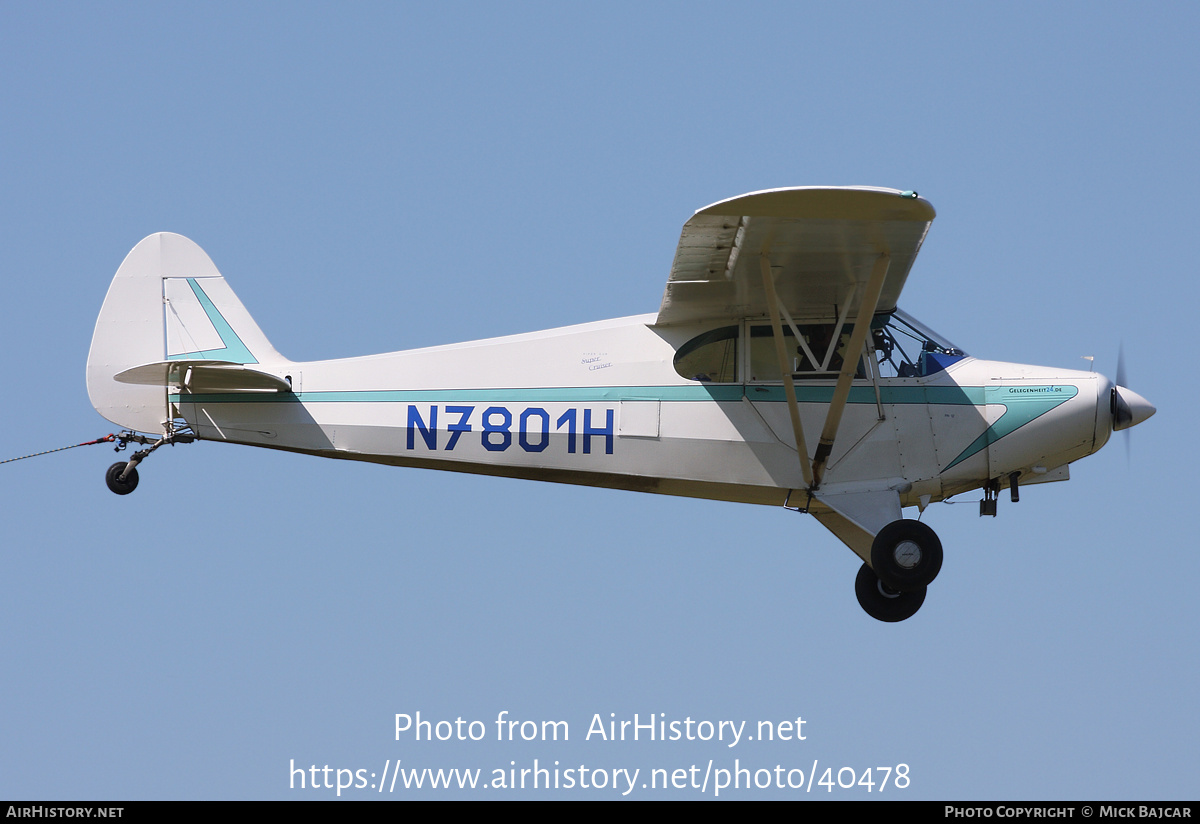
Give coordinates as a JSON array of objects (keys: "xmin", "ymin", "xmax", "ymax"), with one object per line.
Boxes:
[
  {"xmin": 445, "ymin": 405, "xmax": 474, "ymax": 450},
  {"xmin": 481, "ymin": 406, "xmax": 513, "ymax": 451},
  {"xmin": 406, "ymin": 405, "xmax": 437, "ymax": 450},
  {"xmin": 583, "ymin": 408, "xmax": 614, "ymax": 455},
  {"xmin": 556, "ymin": 408, "xmax": 577, "ymax": 453},
  {"xmin": 405, "ymin": 404, "xmax": 612, "ymax": 456},
  {"xmin": 519, "ymin": 407, "xmax": 550, "ymax": 452}
]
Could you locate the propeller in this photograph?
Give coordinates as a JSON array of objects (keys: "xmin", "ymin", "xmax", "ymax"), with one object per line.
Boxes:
[
  {"xmin": 1113, "ymin": 345, "xmax": 1131, "ymax": 461},
  {"xmin": 1109, "ymin": 344, "xmax": 1155, "ymax": 459}
]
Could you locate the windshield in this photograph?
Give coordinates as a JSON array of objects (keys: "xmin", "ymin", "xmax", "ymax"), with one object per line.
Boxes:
[{"xmin": 873, "ymin": 309, "xmax": 966, "ymax": 378}]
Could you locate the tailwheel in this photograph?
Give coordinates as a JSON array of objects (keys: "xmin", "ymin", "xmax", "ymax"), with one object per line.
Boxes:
[
  {"xmin": 105, "ymin": 461, "xmax": 139, "ymax": 495},
  {"xmin": 102, "ymin": 428, "xmax": 195, "ymax": 495},
  {"xmin": 855, "ymin": 563, "xmax": 926, "ymax": 622}
]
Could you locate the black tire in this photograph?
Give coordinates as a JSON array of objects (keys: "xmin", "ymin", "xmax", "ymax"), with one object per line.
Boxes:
[
  {"xmin": 105, "ymin": 462, "xmax": 139, "ymax": 495},
  {"xmin": 870, "ymin": 519, "xmax": 943, "ymax": 592},
  {"xmin": 855, "ymin": 563, "xmax": 926, "ymax": 622}
]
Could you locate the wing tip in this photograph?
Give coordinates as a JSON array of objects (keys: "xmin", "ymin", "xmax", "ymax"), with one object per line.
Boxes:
[{"xmin": 695, "ymin": 186, "xmax": 935, "ymax": 222}]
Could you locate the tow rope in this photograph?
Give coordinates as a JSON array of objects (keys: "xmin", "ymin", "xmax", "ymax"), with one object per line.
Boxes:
[{"xmin": 0, "ymin": 434, "xmax": 117, "ymax": 465}]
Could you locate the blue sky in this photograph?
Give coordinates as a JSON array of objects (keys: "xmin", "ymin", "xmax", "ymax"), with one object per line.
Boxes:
[{"xmin": 2, "ymin": 2, "xmax": 1196, "ymax": 799}]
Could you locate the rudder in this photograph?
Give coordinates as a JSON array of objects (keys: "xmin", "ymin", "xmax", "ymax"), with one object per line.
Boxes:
[{"xmin": 87, "ymin": 233, "xmax": 286, "ymax": 433}]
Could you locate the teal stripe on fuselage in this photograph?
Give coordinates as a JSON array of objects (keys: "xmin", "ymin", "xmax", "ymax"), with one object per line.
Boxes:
[
  {"xmin": 171, "ymin": 385, "xmax": 741, "ymax": 404},
  {"xmin": 170, "ymin": 382, "xmax": 1078, "ymax": 470},
  {"xmin": 943, "ymin": 385, "xmax": 1078, "ymax": 469},
  {"xmin": 168, "ymin": 383, "xmax": 987, "ymax": 405},
  {"xmin": 744, "ymin": 384, "xmax": 986, "ymax": 406}
]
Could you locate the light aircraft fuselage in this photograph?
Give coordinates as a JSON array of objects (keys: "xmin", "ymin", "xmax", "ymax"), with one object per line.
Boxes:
[{"xmin": 86, "ymin": 188, "xmax": 1155, "ymax": 621}]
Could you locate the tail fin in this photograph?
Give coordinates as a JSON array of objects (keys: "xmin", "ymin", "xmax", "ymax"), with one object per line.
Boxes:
[{"xmin": 87, "ymin": 233, "xmax": 286, "ymax": 433}]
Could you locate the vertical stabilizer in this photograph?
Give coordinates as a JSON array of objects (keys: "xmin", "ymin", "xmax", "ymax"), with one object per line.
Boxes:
[{"xmin": 87, "ymin": 233, "xmax": 285, "ymax": 433}]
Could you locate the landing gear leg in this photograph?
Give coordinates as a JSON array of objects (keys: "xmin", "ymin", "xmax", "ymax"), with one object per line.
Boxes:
[
  {"xmin": 102, "ymin": 428, "xmax": 194, "ymax": 495},
  {"xmin": 855, "ymin": 563, "xmax": 926, "ymax": 622}
]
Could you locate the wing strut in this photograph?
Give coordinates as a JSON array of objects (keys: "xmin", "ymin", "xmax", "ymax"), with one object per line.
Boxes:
[
  {"xmin": 810, "ymin": 253, "xmax": 891, "ymax": 487},
  {"xmin": 760, "ymin": 252, "xmax": 891, "ymax": 491},
  {"xmin": 759, "ymin": 254, "xmax": 813, "ymax": 488}
]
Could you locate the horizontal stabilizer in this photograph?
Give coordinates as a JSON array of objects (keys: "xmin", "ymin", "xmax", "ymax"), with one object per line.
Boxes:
[{"xmin": 114, "ymin": 360, "xmax": 293, "ymax": 393}]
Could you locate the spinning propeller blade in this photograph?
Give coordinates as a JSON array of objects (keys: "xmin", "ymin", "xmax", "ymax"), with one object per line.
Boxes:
[{"xmin": 1109, "ymin": 345, "xmax": 1155, "ymax": 462}]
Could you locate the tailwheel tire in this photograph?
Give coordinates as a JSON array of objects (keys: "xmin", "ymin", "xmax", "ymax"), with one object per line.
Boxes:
[
  {"xmin": 855, "ymin": 563, "xmax": 926, "ymax": 622},
  {"xmin": 105, "ymin": 462, "xmax": 139, "ymax": 495},
  {"xmin": 870, "ymin": 519, "xmax": 943, "ymax": 592}
]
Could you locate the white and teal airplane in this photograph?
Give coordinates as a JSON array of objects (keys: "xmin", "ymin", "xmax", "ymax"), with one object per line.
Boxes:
[{"xmin": 86, "ymin": 187, "xmax": 1154, "ymax": 621}]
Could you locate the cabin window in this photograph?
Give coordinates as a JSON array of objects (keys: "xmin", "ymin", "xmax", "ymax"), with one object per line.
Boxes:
[
  {"xmin": 747, "ymin": 324, "xmax": 866, "ymax": 381},
  {"xmin": 873, "ymin": 310, "xmax": 966, "ymax": 378},
  {"xmin": 674, "ymin": 326, "xmax": 738, "ymax": 382}
]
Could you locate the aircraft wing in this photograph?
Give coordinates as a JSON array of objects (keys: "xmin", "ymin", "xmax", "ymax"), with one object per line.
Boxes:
[{"xmin": 655, "ymin": 187, "xmax": 935, "ymax": 326}]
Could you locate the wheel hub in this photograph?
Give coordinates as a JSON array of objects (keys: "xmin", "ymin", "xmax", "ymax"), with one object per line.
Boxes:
[
  {"xmin": 893, "ymin": 539, "xmax": 922, "ymax": 569},
  {"xmin": 875, "ymin": 579, "xmax": 902, "ymax": 600}
]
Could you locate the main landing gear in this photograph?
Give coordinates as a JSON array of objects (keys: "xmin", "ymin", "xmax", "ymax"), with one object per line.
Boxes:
[
  {"xmin": 103, "ymin": 429, "xmax": 194, "ymax": 495},
  {"xmin": 855, "ymin": 564, "xmax": 926, "ymax": 623},
  {"xmin": 855, "ymin": 518, "xmax": 944, "ymax": 622}
]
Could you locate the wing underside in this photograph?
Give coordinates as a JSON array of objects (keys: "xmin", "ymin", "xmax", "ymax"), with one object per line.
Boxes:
[{"xmin": 655, "ymin": 186, "xmax": 935, "ymax": 327}]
